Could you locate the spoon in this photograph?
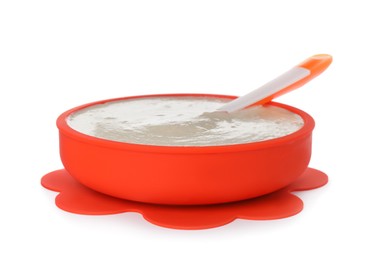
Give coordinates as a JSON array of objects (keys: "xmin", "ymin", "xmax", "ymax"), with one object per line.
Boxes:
[{"xmin": 217, "ymin": 54, "xmax": 332, "ymax": 113}]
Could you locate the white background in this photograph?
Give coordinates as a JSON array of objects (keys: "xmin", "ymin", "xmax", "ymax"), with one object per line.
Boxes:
[{"xmin": 1, "ymin": 0, "xmax": 372, "ymax": 259}]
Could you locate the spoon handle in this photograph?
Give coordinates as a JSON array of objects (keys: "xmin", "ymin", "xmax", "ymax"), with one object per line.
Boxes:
[{"xmin": 217, "ymin": 54, "xmax": 332, "ymax": 113}]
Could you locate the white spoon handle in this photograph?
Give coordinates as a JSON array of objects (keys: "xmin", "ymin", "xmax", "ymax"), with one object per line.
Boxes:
[{"xmin": 217, "ymin": 54, "xmax": 333, "ymax": 113}]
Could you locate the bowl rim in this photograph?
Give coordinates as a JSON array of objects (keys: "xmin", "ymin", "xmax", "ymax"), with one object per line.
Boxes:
[{"xmin": 57, "ymin": 93, "xmax": 315, "ymax": 154}]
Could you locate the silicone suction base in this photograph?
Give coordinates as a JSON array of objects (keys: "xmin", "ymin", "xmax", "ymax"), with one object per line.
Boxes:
[{"xmin": 41, "ymin": 168, "xmax": 327, "ymax": 230}]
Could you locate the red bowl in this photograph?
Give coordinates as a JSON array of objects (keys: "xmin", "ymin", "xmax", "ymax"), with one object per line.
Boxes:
[{"xmin": 57, "ymin": 93, "xmax": 314, "ymax": 205}]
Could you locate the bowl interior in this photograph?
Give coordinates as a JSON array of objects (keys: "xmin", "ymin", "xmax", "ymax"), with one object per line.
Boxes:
[{"xmin": 57, "ymin": 93, "xmax": 315, "ymax": 154}]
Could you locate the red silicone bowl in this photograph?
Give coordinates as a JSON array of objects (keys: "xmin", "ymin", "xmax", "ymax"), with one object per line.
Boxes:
[{"xmin": 57, "ymin": 93, "xmax": 315, "ymax": 205}]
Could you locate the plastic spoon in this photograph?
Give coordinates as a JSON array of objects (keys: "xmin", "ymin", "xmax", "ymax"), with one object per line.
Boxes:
[{"xmin": 217, "ymin": 54, "xmax": 332, "ymax": 113}]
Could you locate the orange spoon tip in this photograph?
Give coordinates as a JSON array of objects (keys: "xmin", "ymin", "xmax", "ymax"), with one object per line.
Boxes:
[{"xmin": 298, "ymin": 54, "xmax": 333, "ymax": 75}]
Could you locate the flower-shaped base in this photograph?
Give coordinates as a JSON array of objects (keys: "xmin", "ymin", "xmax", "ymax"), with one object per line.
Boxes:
[{"xmin": 41, "ymin": 168, "xmax": 328, "ymax": 230}]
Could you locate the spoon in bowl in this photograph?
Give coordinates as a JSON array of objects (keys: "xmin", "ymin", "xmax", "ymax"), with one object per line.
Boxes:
[{"xmin": 217, "ymin": 54, "xmax": 332, "ymax": 113}]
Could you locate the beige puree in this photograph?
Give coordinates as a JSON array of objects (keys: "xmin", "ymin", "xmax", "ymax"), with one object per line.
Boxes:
[{"xmin": 67, "ymin": 97, "xmax": 304, "ymax": 146}]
